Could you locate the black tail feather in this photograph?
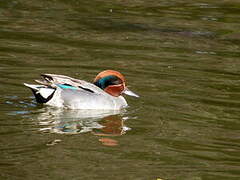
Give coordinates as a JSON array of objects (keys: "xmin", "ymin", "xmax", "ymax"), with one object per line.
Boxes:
[
  {"xmin": 31, "ymin": 89, "xmax": 55, "ymax": 103},
  {"xmin": 24, "ymin": 83, "xmax": 55, "ymax": 104}
]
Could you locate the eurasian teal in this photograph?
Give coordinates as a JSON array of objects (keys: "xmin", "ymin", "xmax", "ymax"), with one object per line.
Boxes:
[{"xmin": 24, "ymin": 70, "xmax": 139, "ymax": 110}]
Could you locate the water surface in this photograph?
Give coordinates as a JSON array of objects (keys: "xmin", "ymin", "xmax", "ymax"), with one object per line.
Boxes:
[{"xmin": 0, "ymin": 0, "xmax": 240, "ymax": 179}]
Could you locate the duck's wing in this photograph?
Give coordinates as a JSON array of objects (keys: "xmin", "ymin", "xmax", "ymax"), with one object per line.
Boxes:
[{"xmin": 36, "ymin": 73, "xmax": 103, "ymax": 94}]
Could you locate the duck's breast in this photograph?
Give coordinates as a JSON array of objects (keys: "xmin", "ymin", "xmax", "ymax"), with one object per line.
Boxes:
[{"xmin": 60, "ymin": 89, "xmax": 128, "ymax": 110}]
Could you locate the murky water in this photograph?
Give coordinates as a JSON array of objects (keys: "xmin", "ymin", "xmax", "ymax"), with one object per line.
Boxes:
[{"xmin": 0, "ymin": 0, "xmax": 240, "ymax": 179}]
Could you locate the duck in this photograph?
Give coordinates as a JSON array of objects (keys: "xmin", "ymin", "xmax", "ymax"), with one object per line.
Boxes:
[{"xmin": 24, "ymin": 70, "xmax": 139, "ymax": 110}]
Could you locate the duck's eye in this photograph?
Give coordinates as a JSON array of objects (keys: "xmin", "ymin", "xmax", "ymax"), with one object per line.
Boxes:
[
  {"xmin": 94, "ymin": 75, "xmax": 123, "ymax": 89},
  {"xmin": 112, "ymin": 78, "xmax": 122, "ymax": 85}
]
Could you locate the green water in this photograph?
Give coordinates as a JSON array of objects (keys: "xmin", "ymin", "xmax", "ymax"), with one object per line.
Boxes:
[{"xmin": 0, "ymin": 0, "xmax": 240, "ymax": 179}]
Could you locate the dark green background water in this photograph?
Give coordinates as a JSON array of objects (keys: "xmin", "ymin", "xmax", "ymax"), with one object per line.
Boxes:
[{"xmin": 0, "ymin": 0, "xmax": 239, "ymax": 179}]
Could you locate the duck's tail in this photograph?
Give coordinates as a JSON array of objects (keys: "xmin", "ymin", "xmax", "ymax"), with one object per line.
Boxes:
[{"xmin": 24, "ymin": 83, "xmax": 56, "ymax": 103}]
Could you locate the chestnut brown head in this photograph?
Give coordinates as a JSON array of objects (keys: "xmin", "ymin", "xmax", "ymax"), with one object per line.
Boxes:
[{"xmin": 94, "ymin": 70, "xmax": 139, "ymax": 97}]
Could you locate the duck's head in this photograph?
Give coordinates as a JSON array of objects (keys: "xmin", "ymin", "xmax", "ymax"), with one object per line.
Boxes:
[{"xmin": 93, "ymin": 70, "xmax": 139, "ymax": 98}]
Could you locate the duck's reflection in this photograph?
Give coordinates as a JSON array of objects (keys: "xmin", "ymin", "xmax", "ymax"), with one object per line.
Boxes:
[{"xmin": 37, "ymin": 107, "xmax": 131, "ymax": 146}]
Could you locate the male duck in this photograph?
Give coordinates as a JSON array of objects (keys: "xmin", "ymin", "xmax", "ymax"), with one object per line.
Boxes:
[{"xmin": 24, "ymin": 70, "xmax": 139, "ymax": 110}]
